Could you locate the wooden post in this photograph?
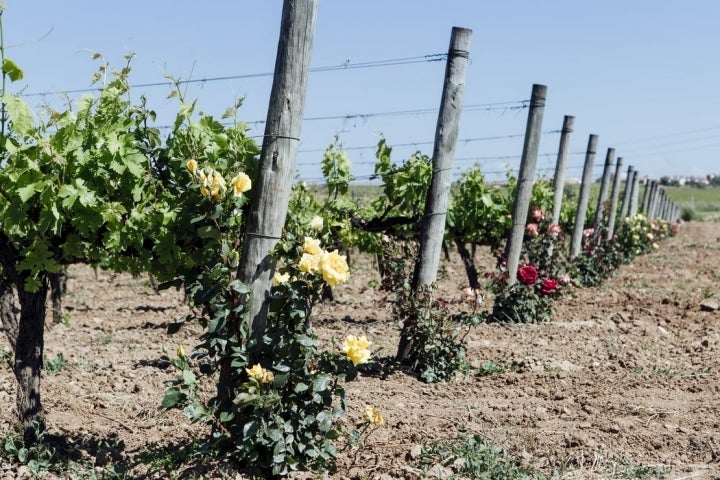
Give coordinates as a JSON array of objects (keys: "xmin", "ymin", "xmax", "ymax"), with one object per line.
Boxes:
[
  {"xmin": 398, "ymin": 27, "xmax": 471, "ymax": 361},
  {"xmin": 238, "ymin": 0, "xmax": 318, "ymax": 342},
  {"xmin": 648, "ymin": 181, "xmax": 659, "ymax": 219},
  {"xmin": 605, "ymin": 156, "xmax": 623, "ymax": 240},
  {"xmin": 569, "ymin": 134, "xmax": 598, "ymax": 258},
  {"xmin": 504, "ymin": 84, "xmax": 547, "ymax": 284},
  {"xmin": 641, "ymin": 179, "xmax": 652, "ymax": 214},
  {"xmin": 629, "ymin": 170, "xmax": 640, "ymax": 215},
  {"xmin": 413, "ymin": 27, "xmax": 472, "ymax": 289},
  {"xmin": 593, "ymin": 148, "xmax": 615, "ymax": 235},
  {"xmin": 551, "ymin": 115, "xmax": 574, "ymax": 225},
  {"xmin": 619, "ymin": 165, "xmax": 634, "ymax": 220}
]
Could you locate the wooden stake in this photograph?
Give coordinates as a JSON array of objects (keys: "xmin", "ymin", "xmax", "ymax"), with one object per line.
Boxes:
[
  {"xmin": 605, "ymin": 156, "xmax": 623, "ymax": 240},
  {"xmin": 504, "ymin": 84, "xmax": 547, "ymax": 284},
  {"xmin": 413, "ymin": 27, "xmax": 472, "ymax": 289},
  {"xmin": 569, "ymin": 134, "xmax": 598, "ymax": 258},
  {"xmin": 238, "ymin": 0, "xmax": 318, "ymax": 341},
  {"xmin": 593, "ymin": 148, "xmax": 615, "ymax": 235},
  {"xmin": 551, "ymin": 115, "xmax": 574, "ymax": 225}
]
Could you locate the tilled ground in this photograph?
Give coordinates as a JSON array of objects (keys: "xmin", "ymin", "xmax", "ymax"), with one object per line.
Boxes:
[{"xmin": 1, "ymin": 221, "xmax": 719, "ymax": 479}]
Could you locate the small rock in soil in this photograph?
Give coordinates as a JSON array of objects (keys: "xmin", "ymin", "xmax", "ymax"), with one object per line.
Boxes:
[{"xmin": 699, "ymin": 299, "xmax": 719, "ymax": 311}]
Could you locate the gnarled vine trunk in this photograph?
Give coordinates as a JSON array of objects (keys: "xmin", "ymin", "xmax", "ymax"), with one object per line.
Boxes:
[
  {"xmin": 0, "ymin": 276, "xmax": 19, "ymax": 350},
  {"xmin": 15, "ymin": 279, "xmax": 48, "ymax": 443},
  {"xmin": 0, "ymin": 235, "xmax": 49, "ymax": 444},
  {"xmin": 49, "ymin": 269, "xmax": 67, "ymax": 324}
]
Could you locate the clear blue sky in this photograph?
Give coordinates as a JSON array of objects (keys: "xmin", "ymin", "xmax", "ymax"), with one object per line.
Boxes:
[{"xmin": 6, "ymin": 1, "xmax": 720, "ymax": 183}]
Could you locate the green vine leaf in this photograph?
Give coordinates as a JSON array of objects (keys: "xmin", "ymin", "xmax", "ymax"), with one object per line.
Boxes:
[
  {"xmin": 2, "ymin": 94, "xmax": 33, "ymax": 134},
  {"xmin": 2, "ymin": 57, "xmax": 24, "ymax": 82}
]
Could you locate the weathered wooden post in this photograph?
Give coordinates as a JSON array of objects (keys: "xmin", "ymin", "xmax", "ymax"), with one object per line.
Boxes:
[
  {"xmin": 237, "ymin": 0, "xmax": 318, "ymax": 343},
  {"xmin": 629, "ymin": 170, "xmax": 640, "ymax": 215},
  {"xmin": 569, "ymin": 134, "xmax": 598, "ymax": 258},
  {"xmin": 398, "ymin": 27, "xmax": 471, "ymax": 361},
  {"xmin": 413, "ymin": 27, "xmax": 472, "ymax": 290},
  {"xmin": 504, "ymin": 84, "xmax": 547, "ymax": 284},
  {"xmin": 641, "ymin": 179, "xmax": 652, "ymax": 214},
  {"xmin": 606, "ymin": 156, "xmax": 624, "ymax": 240},
  {"xmin": 551, "ymin": 115, "xmax": 574, "ymax": 225},
  {"xmin": 648, "ymin": 181, "xmax": 659, "ymax": 219},
  {"xmin": 619, "ymin": 165, "xmax": 634, "ymax": 220},
  {"xmin": 592, "ymin": 148, "xmax": 615, "ymax": 236}
]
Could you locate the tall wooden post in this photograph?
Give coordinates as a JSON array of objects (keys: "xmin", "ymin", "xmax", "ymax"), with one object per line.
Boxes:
[
  {"xmin": 551, "ymin": 115, "xmax": 574, "ymax": 225},
  {"xmin": 238, "ymin": 0, "xmax": 318, "ymax": 342},
  {"xmin": 398, "ymin": 27, "xmax": 471, "ymax": 362},
  {"xmin": 629, "ymin": 170, "xmax": 640, "ymax": 215},
  {"xmin": 569, "ymin": 134, "xmax": 598, "ymax": 258},
  {"xmin": 641, "ymin": 179, "xmax": 652, "ymax": 214},
  {"xmin": 619, "ymin": 165, "xmax": 634, "ymax": 220},
  {"xmin": 606, "ymin": 156, "xmax": 623, "ymax": 240},
  {"xmin": 413, "ymin": 27, "xmax": 472, "ymax": 290},
  {"xmin": 593, "ymin": 148, "xmax": 615, "ymax": 235},
  {"xmin": 504, "ymin": 84, "xmax": 547, "ymax": 284},
  {"xmin": 647, "ymin": 181, "xmax": 659, "ymax": 219}
]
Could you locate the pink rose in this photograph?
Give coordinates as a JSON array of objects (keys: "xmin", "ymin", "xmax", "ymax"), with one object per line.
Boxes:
[
  {"xmin": 525, "ymin": 223, "xmax": 539, "ymax": 237},
  {"xmin": 517, "ymin": 265, "xmax": 538, "ymax": 286},
  {"xmin": 559, "ymin": 273, "xmax": 571, "ymax": 285},
  {"xmin": 547, "ymin": 224, "xmax": 562, "ymax": 237},
  {"xmin": 583, "ymin": 228, "xmax": 594, "ymax": 238},
  {"xmin": 531, "ymin": 208, "xmax": 545, "ymax": 223}
]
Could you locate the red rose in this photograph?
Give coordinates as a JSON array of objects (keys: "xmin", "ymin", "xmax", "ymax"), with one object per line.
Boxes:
[
  {"xmin": 517, "ymin": 265, "xmax": 538, "ymax": 286},
  {"xmin": 540, "ymin": 278, "xmax": 558, "ymax": 295}
]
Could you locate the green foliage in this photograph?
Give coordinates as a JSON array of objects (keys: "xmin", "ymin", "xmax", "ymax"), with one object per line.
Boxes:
[
  {"xmin": 475, "ymin": 359, "xmax": 511, "ymax": 377},
  {"xmin": 680, "ymin": 207, "xmax": 695, "ymax": 221},
  {"xmin": 321, "ymin": 137, "xmax": 354, "ymax": 199},
  {"xmin": 371, "ymin": 138, "xmax": 431, "ymax": 237},
  {"xmin": 44, "ymin": 352, "xmax": 67, "ymax": 375},
  {"xmin": 396, "ymin": 283, "xmax": 474, "ymax": 383},
  {"xmin": 606, "ymin": 460, "xmax": 671, "ymax": 479},
  {"xmin": 447, "ymin": 164, "xmax": 512, "ymax": 250},
  {"xmin": 2, "ymin": 422, "xmax": 56, "ymax": 476},
  {"xmin": 490, "ymin": 278, "xmax": 557, "ymax": 324},
  {"xmin": 416, "ymin": 434, "xmax": 547, "ymax": 479},
  {"xmin": 164, "ymin": 228, "xmax": 359, "ymax": 478}
]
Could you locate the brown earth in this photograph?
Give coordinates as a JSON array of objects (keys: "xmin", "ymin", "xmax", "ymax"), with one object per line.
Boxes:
[{"xmin": 1, "ymin": 221, "xmax": 719, "ymax": 479}]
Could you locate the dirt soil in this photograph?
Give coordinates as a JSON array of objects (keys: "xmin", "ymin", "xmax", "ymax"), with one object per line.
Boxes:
[{"xmin": 1, "ymin": 221, "xmax": 719, "ymax": 479}]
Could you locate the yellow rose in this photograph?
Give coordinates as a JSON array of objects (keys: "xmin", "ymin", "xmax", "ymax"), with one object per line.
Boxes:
[
  {"xmin": 309, "ymin": 216, "xmax": 324, "ymax": 231},
  {"xmin": 652, "ymin": 243, "xmax": 659, "ymax": 250},
  {"xmin": 302, "ymin": 237, "xmax": 323, "ymax": 255},
  {"xmin": 210, "ymin": 171, "xmax": 227, "ymax": 200},
  {"xmin": 273, "ymin": 271, "xmax": 290, "ymax": 286},
  {"xmin": 230, "ymin": 172, "xmax": 252, "ymax": 196},
  {"xmin": 186, "ymin": 159, "xmax": 198, "ymax": 173},
  {"xmin": 246, "ymin": 364, "xmax": 274, "ymax": 384},
  {"xmin": 342, "ymin": 335, "xmax": 371, "ymax": 366},
  {"xmin": 320, "ymin": 250, "xmax": 350, "ymax": 287},
  {"xmin": 298, "ymin": 252, "xmax": 321, "ymax": 274},
  {"xmin": 646, "ymin": 233, "xmax": 654, "ymax": 241},
  {"xmin": 176, "ymin": 345, "xmax": 186, "ymax": 358},
  {"xmin": 364, "ymin": 405, "xmax": 384, "ymax": 426}
]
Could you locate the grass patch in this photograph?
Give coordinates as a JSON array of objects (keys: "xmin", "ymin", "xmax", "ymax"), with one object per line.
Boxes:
[
  {"xmin": 606, "ymin": 459, "xmax": 671, "ymax": 479},
  {"xmin": 475, "ymin": 359, "xmax": 511, "ymax": 377},
  {"xmin": 44, "ymin": 353, "xmax": 68, "ymax": 375},
  {"xmin": 664, "ymin": 186, "xmax": 720, "ymax": 220},
  {"xmin": 416, "ymin": 434, "xmax": 546, "ymax": 479}
]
